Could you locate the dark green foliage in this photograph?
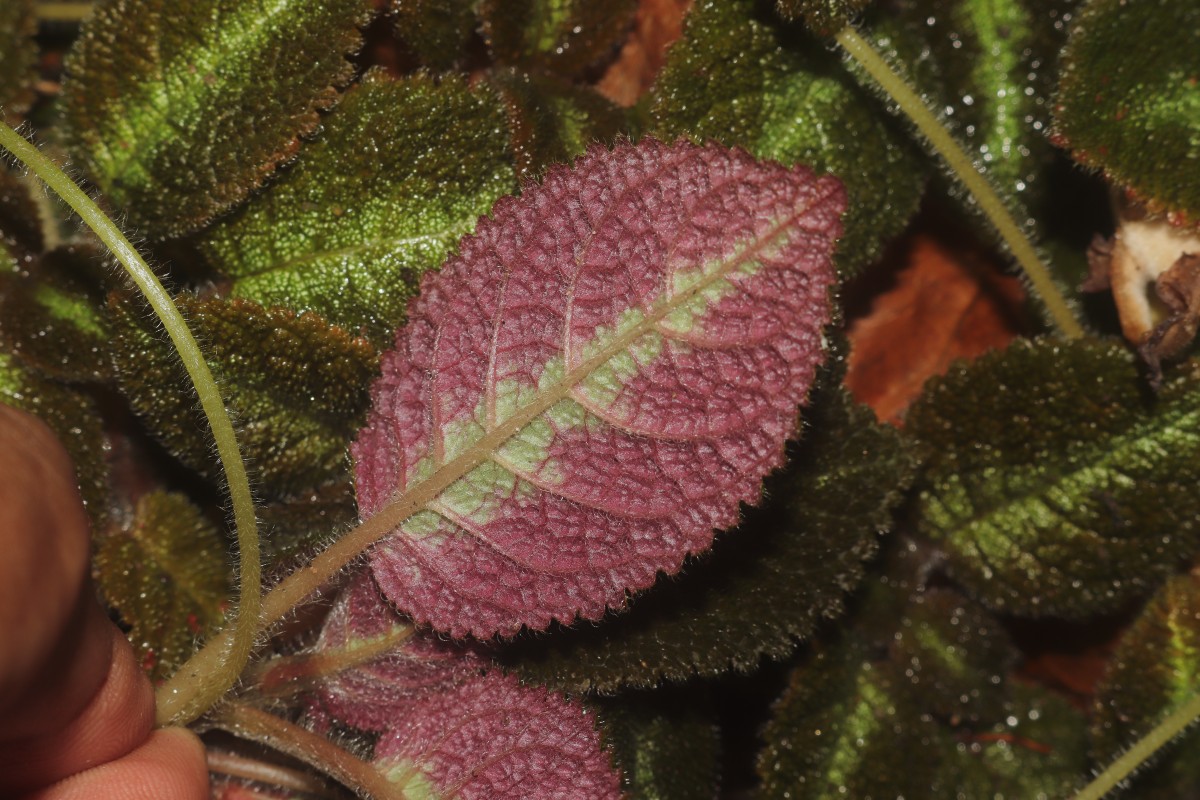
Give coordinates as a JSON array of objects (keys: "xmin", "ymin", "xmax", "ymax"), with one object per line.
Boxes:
[
  {"xmin": 258, "ymin": 479, "xmax": 357, "ymax": 574},
  {"xmin": 0, "ymin": 244, "xmax": 114, "ymax": 382},
  {"xmin": 758, "ymin": 578, "xmax": 1087, "ymax": 799},
  {"xmin": 776, "ymin": 0, "xmax": 873, "ymax": 37},
  {"xmin": 875, "ymin": 0, "xmax": 1076, "ymax": 212},
  {"xmin": 1054, "ymin": 0, "xmax": 1200, "ymax": 223},
  {"xmin": 109, "ymin": 294, "xmax": 378, "ymax": 497},
  {"xmin": 647, "ymin": 0, "xmax": 926, "ymax": 276},
  {"xmin": 504, "ymin": 381, "xmax": 914, "ymax": 693},
  {"xmin": 486, "ymin": 67, "xmax": 629, "ymax": 180},
  {"xmin": 0, "ymin": 352, "xmax": 109, "ymax": 527},
  {"xmin": 908, "ymin": 338, "xmax": 1200, "ymax": 618},
  {"xmin": 598, "ymin": 690, "xmax": 720, "ymax": 800},
  {"xmin": 0, "ymin": 0, "xmax": 37, "ymax": 121},
  {"xmin": 0, "ymin": 167, "xmax": 43, "ymax": 266},
  {"xmin": 1091, "ymin": 573, "xmax": 1200, "ymax": 797},
  {"xmin": 94, "ymin": 490, "xmax": 232, "ymax": 681},
  {"xmin": 62, "ymin": 0, "xmax": 374, "ymax": 238},
  {"xmin": 200, "ymin": 69, "xmax": 517, "ymax": 341},
  {"xmin": 391, "ymin": 0, "xmax": 477, "ymax": 70},
  {"xmin": 478, "ymin": 0, "xmax": 638, "ymax": 77}
]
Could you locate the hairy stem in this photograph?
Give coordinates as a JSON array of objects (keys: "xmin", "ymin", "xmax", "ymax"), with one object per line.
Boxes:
[
  {"xmin": 0, "ymin": 122, "xmax": 262, "ymax": 728},
  {"xmin": 35, "ymin": 3, "xmax": 95, "ymax": 23},
  {"xmin": 213, "ymin": 702, "xmax": 402, "ymax": 799},
  {"xmin": 206, "ymin": 749, "xmax": 339, "ymax": 797},
  {"xmin": 245, "ymin": 623, "xmax": 414, "ymax": 700},
  {"xmin": 1073, "ymin": 691, "xmax": 1200, "ymax": 800},
  {"xmin": 834, "ymin": 26, "xmax": 1086, "ymax": 340}
]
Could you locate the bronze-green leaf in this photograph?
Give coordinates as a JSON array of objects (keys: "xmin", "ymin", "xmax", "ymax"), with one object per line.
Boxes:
[
  {"xmin": 0, "ymin": 244, "xmax": 115, "ymax": 383},
  {"xmin": 62, "ymin": 0, "xmax": 374, "ymax": 238},
  {"xmin": 478, "ymin": 0, "xmax": 638, "ymax": 77},
  {"xmin": 908, "ymin": 338, "xmax": 1200, "ymax": 618},
  {"xmin": 0, "ymin": 0, "xmax": 37, "ymax": 122},
  {"xmin": 199, "ymin": 69, "xmax": 518, "ymax": 340},
  {"xmin": 109, "ymin": 294, "xmax": 378, "ymax": 497},
  {"xmin": 504, "ymin": 379, "xmax": 914, "ymax": 693},
  {"xmin": 391, "ymin": 0, "xmax": 477, "ymax": 70},
  {"xmin": 647, "ymin": 0, "xmax": 925, "ymax": 276},
  {"xmin": 94, "ymin": 490, "xmax": 232, "ymax": 681},
  {"xmin": 0, "ymin": 166, "xmax": 44, "ymax": 266},
  {"xmin": 1054, "ymin": 0, "xmax": 1200, "ymax": 224},
  {"xmin": 776, "ymin": 0, "xmax": 873, "ymax": 37}
]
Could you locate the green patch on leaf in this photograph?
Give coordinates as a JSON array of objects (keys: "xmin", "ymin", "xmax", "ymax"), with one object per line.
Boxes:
[
  {"xmin": 0, "ymin": 244, "xmax": 114, "ymax": 383},
  {"xmin": 647, "ymin": 0, "xmax": 925, "ymax": 276},
  {"xmin": 487, "ymin": 67, "xmax": 630, "ymax": 180},
  {"xmin": 598, "ymin": 690, "xmax": 720, "ymax": 800},
  {"xmin": 1091, "ymin": 573, "xmax": 1200, "ymax": 797},
  {"xmin": 478, "ymin": 0, "xmax": 638, "ymax": 77},
  {"xmin": 503, "ymin": 379, "xmax": 914, "ymax": 693},
  {"xmin": 874, "ymin": 0, "xmax": 1076, "ymax": 213},
  {"xmin": 200, "ymin": 69, "xmax": 518, "ymax": 340},
  {"xmin": 908, "ymin": 338, "xmax": 1200, "ymax": 618},
  {"xmin": 62, "ymin": 0, "xmax": 373, "ymax": 238},
  {"xmin": 776, "ymin": 0, "xmax": 873, "ymax": 37},
  {"xmin": 0, "ymin": 0, "xmax": 37, "ymax": 121},
  {"xmin": 110, "ymin": 294, "xmax": 378, "ymax": 497},
  {"xmin": 0, "ymin": 351, "xmax": 109, "ymax": 528},
  {"xmin": 1054, "ymin": 0, "xmax": 1200, "ymax": 223},
  {"xmin": 391, "ymin": 0, "xmax": 477, "ymax": 70},
  {"xmin": 94, "ymin": 491, "xmax": 232, "ymax": 681}
]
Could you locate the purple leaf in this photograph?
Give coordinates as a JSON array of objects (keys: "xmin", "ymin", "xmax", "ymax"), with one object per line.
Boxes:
[
  {"xmin": 353, "ymin": 138, "xmax": 845, "ymax": 637},
  {"xmin": 372, "ymin": 670, "xmax": 619, "ymax": 800}
]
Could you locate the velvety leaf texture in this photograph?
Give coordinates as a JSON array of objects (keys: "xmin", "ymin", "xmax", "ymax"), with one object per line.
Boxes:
[
  {"xmin": 62, "ymin": 0, "xmax": 373, "ymax": 237},
  {"xmin": 309, "ymin": 574, "xmax": 622, "ymax": 799},
  {"xmin": 391, "ymin": 0, "xmax": 477, "ymax": 69},
  {"xmin": 503, "ymin": 381, "xmax": 913, "ymax": 693},
  {"xmin": 647, "ymin": 0, "xmax": 924, "ymax": 276},
  {"xmin": 0, "ymin": 0, "xmax": 37, "ymax": 121},
  {"xmin": 258, "ymin": 480, "xmax": 358, "ymax": 574},
  {"xmin": 353, "ymin": 138, "xmax": 844, "ymax": 638},
  {"xmin": 0, "ymin": 167, "xmax": 43, "ymax": 266},
  {"xmin": 201, "ymin": 69, "xmax": 518, "ymax": 340},
  {"xmin": 110, "ymin": 294, "xmax": 377, "ymax": 497},
  {"xmin": 0, "ymin": 352, "xmax": 110, "ymax": 528},
  {"xmin": 478, "ymin": 0, "xmax": 639, "ymax": 77},
  {"xmin": 94, "ymin": 491, "xmax": 232, "ymax": 680},
  {"xmin": 875, "ymin": 0, "xmax": 1075, "ymax": 213},
  {"xmin": 0, "ymin": 244, "xmax": 115, "ymax": 383},
  {"xmin": 1091, "ymin": 573, "xmax": 1200, "ymax": 797},
  {"xmin": 776, "ymin": 0, "xmax": 873, "ymax": 37},
  {"xmin": 907, "ymin": 338, "xmax": 1200, "ymax": 618},
  {"xmin": 1054, "ymin": 0, "xmax": 1200, "ymax": 223}
]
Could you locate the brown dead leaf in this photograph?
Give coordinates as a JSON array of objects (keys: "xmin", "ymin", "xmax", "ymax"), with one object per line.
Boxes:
[
  {"xmin": 596, "ymin": 0, "xmax": 691, "ymax": 107},
  {"xmin": 845, "ymin": 230, "xmax": 1029, "ymax": 424}
]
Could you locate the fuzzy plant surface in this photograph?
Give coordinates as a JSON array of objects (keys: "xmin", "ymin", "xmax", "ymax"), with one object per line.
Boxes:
[{"xmin": 2, "ymin": 0, "xmax": 1200, "ymax": 798}]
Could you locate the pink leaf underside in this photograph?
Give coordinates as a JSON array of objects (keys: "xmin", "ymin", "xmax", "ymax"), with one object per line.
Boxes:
[
  {"xmin": 353, "ymin": 137, "xmax": 845, "ymax": 637},
  {"xmin": 312, "ymin": 574, "xmax": 622, "ymax": 799}
]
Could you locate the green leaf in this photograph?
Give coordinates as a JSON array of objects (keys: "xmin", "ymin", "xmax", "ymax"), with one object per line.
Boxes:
[
  {"xmin": 1091, "ymin": 573, "xmax": 1200, "ymax": 797},
  {"xmin": 199, "ymin": 69, "xmax": 518, "ymax": 340},
  {"xmin": 62, "ymin": 0, "xmax": 373, "ymax": 238},
  {"xmin": 0, "ymin": 0, "xmax": 38, "ymax": 121},
  {"xmin": 94, "ymin": 490, "xmax": 232, "ymax": 681},
  {"xmin": 0, "ymin": 351, "xmax": 110, "ymax": 528},
  {"xmin": 873, "ymin": 0, "xmax": 1076, "ymax": 213},
  {"xmin": 647, "ymin": 0, "xmax": 926, "ymax": 276},
  {"xmin": 391, "ymin": 0, "xmax": 477, "ymax": 70},
  {"xmin": 0, "ymin": 244, "xmax": 115, "ymax": 382},
  {"xmin": 486, "ymin": 67, "xmax": 630, "ymax": 180},
  {"xmin": 758, "ymin": 577, "xmax": 1087, "ymax": 799},
  {"xmin": 907, "ymin": 338, "xmax": 1200, "ymax": 618},
  {"xmin": 109, "ymin": 294, "xmax": 378, "ymax": 497},
  {"xmin": 478, "ymin": 0, "xmax": 638, "ymax": 77},
  {"xmin": 775, "ymin": 0, "xmax": 873, "ymax": 37},
  {"xmin": 503, "ymin": 379, "xmax": 914, "ymax": 693},
  {"xmin": 1054, "ymin": 0, "xmax": 1200, "ymax": 224},
  {"xmin": 598, "ymin": 690, "xmax": 720, "ymax": 800}
]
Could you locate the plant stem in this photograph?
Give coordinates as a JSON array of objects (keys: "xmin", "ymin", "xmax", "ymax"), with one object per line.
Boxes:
[
  {"xmin": 0, "ymin": 122, "xmax": 262, "ymax": 728},
  {"xmin": 245, "ymin": 624, "xmax": 414, "ymax": 699},
  {"xmin": 35, "ymin": 3, "xmax": 95, "ymax": 23},
  {"xmin": 1073, "ymin": 691, "xmax": 1200, "ymax": 800},
  {"xmin": 213, "ymin": 702, "xmax": 403, "ymax": 800},
  {"xmin": 206, "ymin": 749, "xmax": 339, "ymax": 797},
  {"xmin": 834, "ymin": 26, "xmax": 1086, "ymax": 340}
]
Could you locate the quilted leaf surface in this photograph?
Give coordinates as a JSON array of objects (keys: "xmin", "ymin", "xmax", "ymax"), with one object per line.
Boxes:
[{"xmin": 353, "ymin": 138, "xmax": 844, "ymax": 637}]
